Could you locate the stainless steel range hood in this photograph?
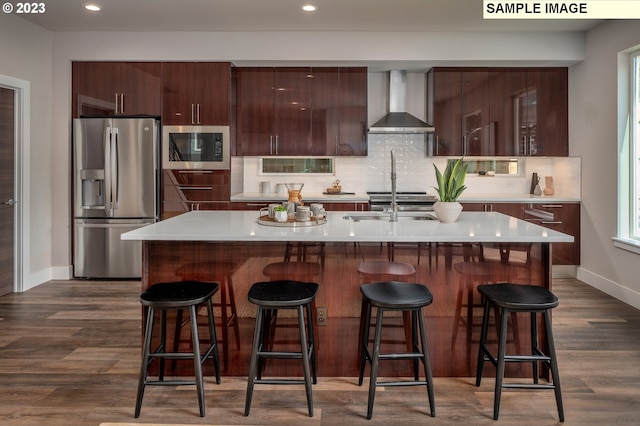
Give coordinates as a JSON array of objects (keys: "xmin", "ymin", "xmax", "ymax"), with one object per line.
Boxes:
[{"xmin": 369, "ymin": 70, "xmax": 435, "ymax": 134}]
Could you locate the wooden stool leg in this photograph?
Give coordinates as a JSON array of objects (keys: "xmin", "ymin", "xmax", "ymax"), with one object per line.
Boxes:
[
  {"xmin": 135, "ymin": 306, "xmax": 155, "ymax": 418},
  {"xmin": 297, "ymin": 305, "xmax": 314, "ymax": 417},
  {"xmin": 358, "ymin": 299, "xmax": 372, "ymax": 386},
  {"xmin": 493, "ymin": 307, "xmax": 509, "ymax": 420},
  {"xmin": 205, "ymin": 298, "xmax": 221, "ymax": 384},
  {"xmin": 544, "ymin": 309, "xmax": 564, "ymax": 422},
  {"xmin": 244, "ymin": 306, "xmax": 265, "ymax": 416},
  {"xmin": 189, "ymin": 304, "xmax": 205, "ymax": 417},
  {"xmin": 367, "ymin": 308, "xmax": 385, "ymax": 420},
  {"xmin": 416, "ymin": 307, "xmax": 436, "ymax": 417},
  {"xmin": 475, "ymin": 298, "xmax": 491, "ymax": 386}
]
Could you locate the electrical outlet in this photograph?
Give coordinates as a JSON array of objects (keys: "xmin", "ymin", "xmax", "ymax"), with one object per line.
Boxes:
[{"xmin": 317, "ymin": 307, "xmax": 328, "ymax": 326}]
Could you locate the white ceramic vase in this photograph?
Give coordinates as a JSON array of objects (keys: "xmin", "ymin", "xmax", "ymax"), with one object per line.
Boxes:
[{"xmin": 433, "ymin": 201, "xmax": 463, "ymax": 223}]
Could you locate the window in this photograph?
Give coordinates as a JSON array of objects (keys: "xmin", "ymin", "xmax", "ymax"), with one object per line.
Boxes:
[{"xmin": 615, "ymin": 48, "xmax": 640, "ymax": 254}]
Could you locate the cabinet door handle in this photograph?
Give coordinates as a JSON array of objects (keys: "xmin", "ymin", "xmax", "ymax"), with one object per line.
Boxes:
[
  {"xmin": 115, "ymin": 94, "xmax": 119, "ymax": 114},
  {"xmin": 177, "ymin": 170, "xmax": 213, "ymax": 174},
  {"xmin": 269, "ymin": 135, "xmax": 273, "ymax": 155},
  {"xmin": 120, "ymin": 93, "xmax": 124, "ymax": 114},
  {"xmin": 246, "ymin": 203, "xmax": 268, "ymax": 207},
  {"xmin": 541, "ymin": 204, "xmax": 562, "ymax": 208},
  {"xmin": 275, "ymin": 135, "xmax": 279, "ymax": 155},
  {"xmin": 196, "ymin": 103, "xmax": 201, "ymax": 124},
  {"xmin": 462, "ymin": 135, "xmax": 467, "ymax": 156},
  {"xmin": 541, "ymin": 221, "xmax": 563, "ymax": 224},
  {"xmin": 178, "ymin": 186, "xmax": 212, "ymax": 190},
  {"xmin": 191, "ymin": 104, "xmax": 196, "ymax": 124}
]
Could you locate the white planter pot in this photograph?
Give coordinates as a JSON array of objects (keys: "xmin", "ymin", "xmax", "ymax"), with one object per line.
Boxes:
[{"xmin": 433, "ymin": 201, "xmax": 463, "ymax": 223}]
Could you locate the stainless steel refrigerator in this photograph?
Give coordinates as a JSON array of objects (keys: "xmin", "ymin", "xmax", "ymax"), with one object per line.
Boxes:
[{"xmin": 73, "ymin": 117, "xmax": 159, "ymax": 278}]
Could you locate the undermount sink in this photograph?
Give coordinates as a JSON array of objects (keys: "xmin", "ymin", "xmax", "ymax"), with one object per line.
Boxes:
[{"xmin": 343, "ymin": 213, "xmax": 436, "ymax": 222}]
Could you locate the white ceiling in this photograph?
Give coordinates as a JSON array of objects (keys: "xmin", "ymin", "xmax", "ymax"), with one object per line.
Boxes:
[{"xmin": 18, "ymin": 0, "xmax": 602, "ymax": 33}]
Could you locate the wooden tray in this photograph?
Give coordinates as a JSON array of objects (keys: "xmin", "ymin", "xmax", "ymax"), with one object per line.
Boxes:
[{"xmin": 258, "ymin": 215, "xmax": 327, "ymax": 227}]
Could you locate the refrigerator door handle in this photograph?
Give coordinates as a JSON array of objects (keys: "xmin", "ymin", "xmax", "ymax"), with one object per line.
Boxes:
[
  {"xmin": 112, "ymin": 127, "xmax": 120, "ymax": 211},
  {"xmin": 104, "ymin": 126, "xmax": 113, "ymax": 215}
]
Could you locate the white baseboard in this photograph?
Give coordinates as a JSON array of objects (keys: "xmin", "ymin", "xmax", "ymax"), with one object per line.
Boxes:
[
  {"xmin": 51, "ymin": 266, "xmax": 73, "ymax": 280},
  {"xmin": 577, "ymin": 267, "xmax": 640, "ymax": 310}
]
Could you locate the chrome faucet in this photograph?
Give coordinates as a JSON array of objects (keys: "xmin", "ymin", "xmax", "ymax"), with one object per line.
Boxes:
[{"xmin": 389, "ymin": 150, "xmax": 398, "ymax": 222}]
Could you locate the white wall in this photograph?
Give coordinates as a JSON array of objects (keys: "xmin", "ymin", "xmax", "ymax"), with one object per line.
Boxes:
[
  {"xmin": 0, "ymin": 13, "xmax": 54, "ymax": 289},
  {"xmin": 570, "ymin": 21, "xmax": 640, "ymax": 309}
]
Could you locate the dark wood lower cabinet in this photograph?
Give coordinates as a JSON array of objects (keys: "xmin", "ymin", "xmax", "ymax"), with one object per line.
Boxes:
[{"xmin": 141, "ymin": 240, "xmax": 550, "ymax": 378}]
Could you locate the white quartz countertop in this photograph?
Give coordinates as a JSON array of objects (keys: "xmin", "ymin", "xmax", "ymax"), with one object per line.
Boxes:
[
  {"xmin": 231, "ymin": 192, "xmax": 369, "ymax": 202},
  {"xmin": 458, "ymin": 193, "xmax": 581, "ymax": 203},
  {"xmin": 230, "ymin": 192, "xmax": 580, "ymax": 203},
  {"xmin": 122, "ymin": 210, "xmax": 574, "ymax": 244}
]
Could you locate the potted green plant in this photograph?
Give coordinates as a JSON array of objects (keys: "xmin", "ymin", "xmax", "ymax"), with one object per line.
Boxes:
[
  {"xmin": 273, "ymin": 205, "xmax": 288, "ymax": 222},
  {"xmin": 432, "ymin": 157, "xmax": 467, "ymax": 222}
]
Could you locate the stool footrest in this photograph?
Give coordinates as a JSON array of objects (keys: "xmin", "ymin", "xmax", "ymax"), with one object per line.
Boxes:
[
  {"xmin": 503, "ymin": 383, "xmax": 558, "ymax": 390},
  {"xmin": 257, "ymin": 350, "xmax": 308, "ymax": 359},
  {"xmin": 504, "ymin": 354, "xmax": 551, "ymax": 363},
  {"xmin": 254, "ymin": 378, "xmax": 307, "ymax": 385},
  {"xmin": 378, "ymin": 352, "xmax": 426, "ymax": 361},
  {"xmin": 376, "ymin": 380, "xmax": 430, "ymax": 387},
  {"xmin": 144, "ymin": 379, "xmax": 197, "ymax": 386}
]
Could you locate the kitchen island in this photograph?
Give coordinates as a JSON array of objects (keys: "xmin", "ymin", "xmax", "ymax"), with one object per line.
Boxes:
[{"xmin": 122, "ymin": 210, "xmax": 573, "ymax": 378}]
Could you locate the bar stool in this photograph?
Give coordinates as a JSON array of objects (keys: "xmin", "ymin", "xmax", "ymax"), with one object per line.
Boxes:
[
  {"xmin": 135, "ymin": 281, "xmax": 221, "ymax": 418},
  {"xmin": 357, "ymin": 261, "xmax": 416, "ymax": 352},
  {"xmin": 476, "ymin": 283, "xmax": 564, "ymax": 422},
  {"xmin": 358, "ymin": 281, "xmax": 436, "ymax": 420},
  {"xmin": 174, "ymin": 261, "xmax": 241, "ymax": 371},
  {"xmin": 244, "ymin": 280, "xmax": 319, "ymax": 417}
]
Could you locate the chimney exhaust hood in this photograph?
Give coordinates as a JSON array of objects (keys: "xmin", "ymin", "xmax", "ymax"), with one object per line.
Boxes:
[{"xmin": 369, "ymin": 70, "xmax": 435, "ymax": 134}]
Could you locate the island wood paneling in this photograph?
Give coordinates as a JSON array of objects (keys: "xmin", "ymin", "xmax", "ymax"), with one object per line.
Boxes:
[{"xmin": 141, "ymin": 240, "xmax": 548, "ymax": 378}]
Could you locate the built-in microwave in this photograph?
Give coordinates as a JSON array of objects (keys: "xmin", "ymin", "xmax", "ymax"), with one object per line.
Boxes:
[{"xmin": 162, "ymin": 125, "xmax": 230, "ymax": 170}]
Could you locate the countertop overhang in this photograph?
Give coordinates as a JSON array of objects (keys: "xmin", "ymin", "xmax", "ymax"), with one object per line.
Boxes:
[
  {"xmin": 230, "ymin": 192, "xmax": 581, "ymax": 203},
  {"xmin": 122, "ymin": 210, "xmax": 574, "ymax": 244}
]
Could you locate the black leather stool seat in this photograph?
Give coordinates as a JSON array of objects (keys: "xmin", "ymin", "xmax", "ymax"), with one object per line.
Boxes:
[
  {"xmin": 135, "ymin": 281, "xmax": 221, "ymax": 418},
  {"xmin": 358, "ymin": 281, "xmax": 436, "ymax": 420},
  {"xmin": 140, "ymin": 281, "xmax": 218, "ymax": 307},
  {"xmin": 478, "ymin": 283, "xmax": 559, "ymax": 311},
  {"xmin": 248, "ymin": 280, "xmax": 318, "ymax": 307},
  {"xmin": 245, "ymin": 280, "xmax": 319, "ymax": 417},
  {"xmin": 476, "ymin": 283, "xmax": 564, "ymax": 422},
  {"xmin": 361, "ymin": 281, "xmax": 433, "ymax": 309}
]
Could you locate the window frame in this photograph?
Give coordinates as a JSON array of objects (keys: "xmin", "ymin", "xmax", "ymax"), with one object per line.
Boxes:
[{"xmin": 614, "ymin": 48, "xmax": 640, "ymax": 254}]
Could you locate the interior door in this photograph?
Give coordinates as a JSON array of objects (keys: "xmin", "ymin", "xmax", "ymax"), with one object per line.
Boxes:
[{"xmin": 0, "ymin": 87, "xmax": 15, "ymax": 295}]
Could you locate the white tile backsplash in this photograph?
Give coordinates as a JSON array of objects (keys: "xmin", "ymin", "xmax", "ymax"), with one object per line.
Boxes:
[{"xmin": 232, "ymin": 134, "xmax": 581, "ymax": 199}]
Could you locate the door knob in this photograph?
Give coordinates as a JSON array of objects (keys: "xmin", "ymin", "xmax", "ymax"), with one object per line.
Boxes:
[{"xmin": 3, "ymin": 199, "xmax": 16, "ymax": 206}]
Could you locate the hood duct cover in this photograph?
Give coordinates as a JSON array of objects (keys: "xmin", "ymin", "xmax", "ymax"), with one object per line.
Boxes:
[{"xmin": 369, "ymin": 70, "xmax": 435, "ymax": 134}]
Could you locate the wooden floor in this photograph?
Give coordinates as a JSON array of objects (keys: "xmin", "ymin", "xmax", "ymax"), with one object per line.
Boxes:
[{"xmin": 0, "ymin": 278, "xmax": 639, "ymax": 425}]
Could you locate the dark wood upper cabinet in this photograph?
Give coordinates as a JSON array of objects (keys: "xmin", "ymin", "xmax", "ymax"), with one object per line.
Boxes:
[
  {"xmin": 429, "ymin": 67, "xmax": 568, "ymax": 157},
  {"xmin": 274, "ymin": 67, "xmax": 313, "ymax": 155},
  {"xmin": 235, "ymin": 67, "xmax": 275, "ymax": 155},
  {"xmin": 429, "ymin": 68, "xmax": 463, "ymax": 156},
  {"xmin": 337, "ymin": 67, "xmax": 368, "ymax": 156},
  {"xmin": 488, "ymin": 68, "xmax": 528, "ymax": 156},
  {"xmin": 310, "ymin": 67, "xmax": 340, "ymax": 155},
  {"xmin": 161, "ymin": 62, "xmax": 231, "ymax": 126},
  {"xmin": 526, "ymin": 68, "xmax": 568, "ymax": 157},
  {"xmin": 461, "ymin": 69, "xmax": 490, "ymax": 156},
  {"xmin": 236, "ymin": 67, "xmax": 312, "ymax": 156},
  {"xmin": 72, "ymin": 62, "xmax": 161, "ymax": 117},
  {"xmin": 429, "ymin": 67, "xmax": 491, "ymax": 156},
  {"xmin": 236, "ymin": 66, "xmax": 367, "ymax": 156}
]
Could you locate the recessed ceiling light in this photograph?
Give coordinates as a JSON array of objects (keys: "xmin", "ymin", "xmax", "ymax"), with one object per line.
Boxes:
[
  {"xmin": 301, "ymin": 4, "xmax": 319, "ymax": 12},
  {"xmin": 84, "ymin": 4, "xmax": 102, "ymax": 12}
]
